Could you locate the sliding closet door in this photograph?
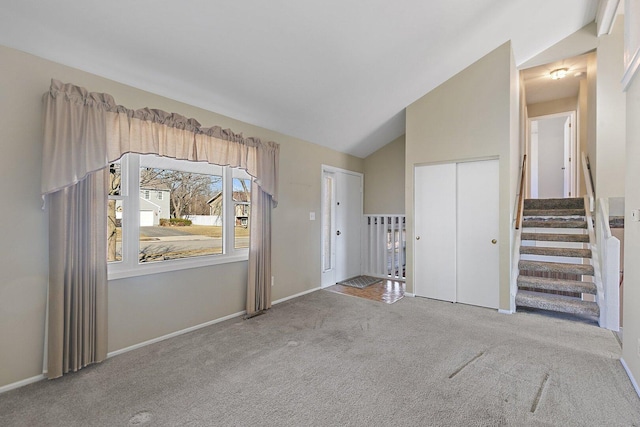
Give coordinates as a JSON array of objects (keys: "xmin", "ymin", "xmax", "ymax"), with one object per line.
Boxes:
[
  {"xmin": 414, "ymin": 163, "xmax": 457, "ymax": 302},
  {"xmin": 414, "ymin": 159, "xmax": 499, "ymax": 309},
  {"xmin": 456, "ymin": 159, "xmax": 499, "ymax": 309}
]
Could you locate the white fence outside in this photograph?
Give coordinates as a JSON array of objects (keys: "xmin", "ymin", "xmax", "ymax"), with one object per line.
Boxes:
[
  {"xmin": 183, "ymin": 215, "xmax": 222, "ymax": 226},
  {"xmin": 362, "ymin": 215, "xmax": 406, "ymax": 280}
]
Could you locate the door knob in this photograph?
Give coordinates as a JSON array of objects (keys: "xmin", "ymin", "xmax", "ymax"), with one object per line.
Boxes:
[
  {"xmin": 491, "ymin": 239, "xmax": 497, "ymax": 244},
  {"xmin": 416, "ymin": 236, "xmax": 420, "ymax": 240},
  {"xmin": 336, "ymin": 230, "xmax": 341, "ymax": 236}
]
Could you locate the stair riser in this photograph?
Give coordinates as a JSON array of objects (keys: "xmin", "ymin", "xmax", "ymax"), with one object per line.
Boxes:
[
  {"xmin": 521, "ymin": 233, "xmax": 589, "ymax": 243},
  {"xmin": 517, "ymin": 277, "xmax": 597, "ymax": 295},
  {"xmin": 524, "ymin": 209, "xmax": 585, "ymax": 217},
  {"xmin": 520, "ymin": 247, "xmax": 592, "ymax": 258},
  {"xmin": 518, "ymin": 261, "xmax": 594, "ymax": 276},
  {"xmin": 524, "ymin": 198, "xmax": 584, "ymax": 210},
  {"xmin": 516, "ymin": 294, "xmax": 599, "ymax": 317},
  {"xmin": 522, "ymin": 220, "xmax": 587, "ymax": 229}
]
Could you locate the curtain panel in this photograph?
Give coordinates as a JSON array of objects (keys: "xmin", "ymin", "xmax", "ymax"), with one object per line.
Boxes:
[{"xmin": 43, "ymin": 80, "xmax": 279, "ymax": 377}]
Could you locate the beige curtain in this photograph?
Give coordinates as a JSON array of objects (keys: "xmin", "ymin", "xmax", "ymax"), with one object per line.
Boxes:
[
  {"xmin": 47, "ymin": 170, "xmax": 108, "ymax": 379},
  {"xmin": 246, "ymin": 183, "xmax": 273, "ymax": 317},
  {"xmin": 42, "ymin": 80, "xmax": 279, "ymax": 202},
  {"xmin": 42, "ymin": 80, "xmax": 279, "ymax": 377}
]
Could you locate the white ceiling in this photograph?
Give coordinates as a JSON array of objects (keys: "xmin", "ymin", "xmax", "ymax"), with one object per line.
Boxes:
[
  {"xmin": 0, "ymin": 1, "xmax": 598, "ymax": 157},
  {"xmin": 522, "ymin": 53, "xmax": 590, "ymax": 105}
]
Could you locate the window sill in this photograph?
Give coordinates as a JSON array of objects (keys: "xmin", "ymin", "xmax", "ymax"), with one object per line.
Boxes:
[{"xmin": 108, "ymin": 251, "xmax": 249, "ymax": 281}]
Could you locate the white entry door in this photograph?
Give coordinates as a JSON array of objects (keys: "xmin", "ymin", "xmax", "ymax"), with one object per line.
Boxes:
[
  {"xmin": 414, "ymin": 159, "xmax": 499, "ymax": 309},
  {"xmin": 321, "ymin": 167, "xmax": 363, "ymax": 287}
]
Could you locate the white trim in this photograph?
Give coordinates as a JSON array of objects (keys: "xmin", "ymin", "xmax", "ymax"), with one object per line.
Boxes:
[
  {"xmin": 404, "ymin": 292, "xmax": 415, "ymax": 297},
  {"xmin": 0, "ymin": 374, "xmax": 46, "ymax": 395},
  {"xmin": 596, "ymin": 0, "xmax": 621, "ymax": 36},
  {"xmin": 621, "ymin": 358, "xmax": 640, "ymax": 398},
  {"xmin": 108, "ymin": 253, "xmax": 248, "ymax": 280},
  {"xmin": 107, "ymin": 309, "xmax": 246, "ymax": 358},
  {"xmin": 3, "ymin": 288, "xmax": 320, "ymax": 395},
  {"xmin": 272, "ymin": 287, "xmax": 321, "ymax": 305},
  {"xmin": 498, "ymin": 309, "xmax": 513, "ymax": 315},
  {"xmin": 622, "ymin": 47, "xmax": 640, "ymax": 91}
]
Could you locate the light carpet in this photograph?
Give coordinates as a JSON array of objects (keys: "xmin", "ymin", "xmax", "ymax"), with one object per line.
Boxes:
[{"xmin": 1, "ymin": 290, "xmax": 639, "ymax": 426}]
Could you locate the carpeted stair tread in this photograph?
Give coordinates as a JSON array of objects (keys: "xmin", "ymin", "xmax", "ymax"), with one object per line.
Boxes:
[
  {"xmin": 516, "ymin": 290, "xmax": 599, "ymax": 317},
  {"xmin": 521, "ymin": 232, "xmax": 589, "ymax": 243},
  {"xmin": 523, "ymin": 208, "xmax": 585, "ymax": 217},
  {"xmin": 524, "ymin": 198, "xmax": 584, "ymax": 210},
  {"xmin": 517, "ymin": 275, "xmax": 597, "ymax": 294},
  {"xmin": 522, "ymin": 218, "xmax": 587, "ymax": 229},
  {"xmin": 519, "ymin": 260, "xmax": 594, "ymax": 276},
  {"xmin": 519, "ymin": 246, "xmax": 592, "ymax": 258}
]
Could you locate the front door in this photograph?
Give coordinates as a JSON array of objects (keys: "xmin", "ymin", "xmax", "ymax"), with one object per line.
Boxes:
[{"xmin": 321, "ymin": 167, "xmax": 362, "ymax": 287}]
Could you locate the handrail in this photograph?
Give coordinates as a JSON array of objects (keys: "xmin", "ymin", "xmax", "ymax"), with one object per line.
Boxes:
[
  {"xmin": 515, "ymin": 154, "xmax": 527, "ymax": 230},
  {"xmin": 581, "ymin": 152, "xmax": 595, "ymax": 212},
  {"xmin": 598, "ymin": 197, "xmax": 613, "ymax": 239}
]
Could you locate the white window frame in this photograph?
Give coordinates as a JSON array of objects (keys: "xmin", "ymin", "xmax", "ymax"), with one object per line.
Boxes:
[{"xmin": 108, "ymin": 153, "xmax": 249, "ymax": 280}]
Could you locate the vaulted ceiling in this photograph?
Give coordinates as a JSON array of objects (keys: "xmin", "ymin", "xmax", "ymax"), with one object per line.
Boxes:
[{"xmin": 0, "ymin": 1, "xmax": 598, "ymax": 157}]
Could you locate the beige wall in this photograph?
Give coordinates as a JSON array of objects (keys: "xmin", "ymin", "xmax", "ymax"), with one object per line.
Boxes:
[
  {"xmin": 405, "ymin": 42, "xmax": 517, "ymax": 309},
  {"xmin": 622, "ymin": 44, "xmax": 640, "ymax": 395},
  {"xmin": 527, "ymin": 96, "xmax": 578, "ymax": 118},
  {"xmin": 595, "ymin": 17, "xmax": 626, "ymax": 200},
  {"xmin": 363, "ymin": 135, "xmax": 405, "ymax": 214},
  {"xmin": 0, "ymin": 45, "xmax": 363, "ymax": 388}
]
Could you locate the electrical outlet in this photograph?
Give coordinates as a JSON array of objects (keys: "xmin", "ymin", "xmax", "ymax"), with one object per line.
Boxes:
[{"xmin": 271, "ymin": 276, "xmax": 275, "ymax": 287}]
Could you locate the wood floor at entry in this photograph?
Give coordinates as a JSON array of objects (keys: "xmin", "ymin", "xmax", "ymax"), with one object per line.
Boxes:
[
  {"xmin": 414, "ymin": 159, "xmax": 499, "ymax": 309},
  {"xmin": 325, "ymin": 279, "xmax": 405, "ymax": 304}
]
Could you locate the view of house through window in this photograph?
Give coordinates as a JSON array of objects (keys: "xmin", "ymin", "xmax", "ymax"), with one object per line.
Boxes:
[{"xmin": 107, "ymin": 154, "xmax": 252, "ymax": 271}]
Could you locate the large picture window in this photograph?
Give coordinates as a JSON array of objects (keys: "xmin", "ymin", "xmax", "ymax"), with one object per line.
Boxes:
[{"xmin": 108, "ymin": 153, "xmax": 251, "ymax": 279}]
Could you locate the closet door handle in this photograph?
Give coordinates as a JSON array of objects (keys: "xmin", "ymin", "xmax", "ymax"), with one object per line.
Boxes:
[{"xmin": 491, "ymin": 239, "xmax": 497, "ymax": 244}]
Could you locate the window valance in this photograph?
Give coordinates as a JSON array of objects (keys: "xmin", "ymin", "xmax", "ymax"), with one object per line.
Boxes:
[{"xmin": 42, "ymin": 79, "xmax": 279, "ymax": 203}]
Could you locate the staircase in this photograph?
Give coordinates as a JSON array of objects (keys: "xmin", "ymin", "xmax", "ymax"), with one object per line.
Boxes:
[{"xmin": 515, "ymin": 198, "xmax": 599, "ymax": 320}]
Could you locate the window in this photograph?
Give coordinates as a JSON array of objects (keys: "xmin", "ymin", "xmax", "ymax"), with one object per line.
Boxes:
[{"xmin": 108, "ymin": 153, "xmax": 252, "ymax": 279}]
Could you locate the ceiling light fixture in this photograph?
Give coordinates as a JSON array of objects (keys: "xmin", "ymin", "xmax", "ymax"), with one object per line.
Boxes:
[{"xmin": 550, "ymin": 68, "xmax": 569, "ymax": 80}]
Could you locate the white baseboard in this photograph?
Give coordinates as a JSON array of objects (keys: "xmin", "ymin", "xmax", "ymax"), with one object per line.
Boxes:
[
  {"xmin": 404, "ymin": 292, "xmax": 415, "ymax": 297},
  {"xmin": 107, "ymin": 309, "xmax": 246, "ymax": 358},
  {"xmin": 0, "ymin": 374, "xmax": 46, "ymax": 395},
  {"xmin": 498, "ymin": 309, "xmax": 513, "ymax": 315},
  {"xmin": 1, "ymin": 286, "xmax": 334, "ymax": 395},
  {"xmin": 621, "ymin": 358, "xmax": 640, "ymax": 398},
  {"xmin": 109, "ymin": 287, "xmax": 324, "ymax": 359},
  {"xmin": 273, "ymin": 287, "xmax": 321, "ymax": 305}
]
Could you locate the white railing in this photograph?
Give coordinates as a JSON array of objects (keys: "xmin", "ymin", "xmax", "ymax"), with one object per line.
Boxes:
[
  {"xmin": 362, "ymin": 215, "xmax": 406, "ymax": 280},
  {"xmin": 595, "ymin": 198, "xmax": 621, "ymax": 331},
  {"xmin": 581, "ymin": 152, "xmax": 595, "ymax": 212},
  {"xmin": 584, "ymin": 196, "xmax": 606, "ymax": 328}
]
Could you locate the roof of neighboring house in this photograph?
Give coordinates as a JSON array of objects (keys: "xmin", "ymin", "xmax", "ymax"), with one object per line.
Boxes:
[{"xmin": 140, "ymin": 184, "xmax": 171, "ymax": 191}]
